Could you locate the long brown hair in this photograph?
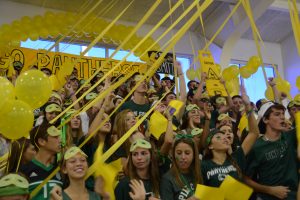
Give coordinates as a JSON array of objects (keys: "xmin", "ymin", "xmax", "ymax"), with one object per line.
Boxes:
[
  {"xmin": 127, "ymin": 144, "xmax": 160, "ymax": 198},
  {"xmin": 203, "ymin": 130, "xmax": 243, "ymax": 179},
  {"xmin": 170, "ymin": 138, "xmax": 203, "ymax": 188},
  {"xmin": 65, "ymin": 116, "xmax": 84, "ymax": 147},
  {"xmin": 112, "ymin": 109, "xmax": 135, "ymax": 153},
  {"xmin": 6, "ymin": 138, "xmax": 32, "ymax": 173}
]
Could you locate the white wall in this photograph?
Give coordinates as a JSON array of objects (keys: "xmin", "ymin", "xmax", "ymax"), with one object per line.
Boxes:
[{"xmin": 281, "ymin": 32, "xmax": 300, "ymax": 97}]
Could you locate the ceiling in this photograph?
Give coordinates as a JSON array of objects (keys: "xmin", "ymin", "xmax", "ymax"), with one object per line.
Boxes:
[{"xmin": 3, "ymin": 0, "xmax": 299, "ymax": 45}]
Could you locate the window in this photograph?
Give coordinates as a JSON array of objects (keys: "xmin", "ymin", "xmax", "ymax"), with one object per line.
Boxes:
[
  {"xmin": 230, "ymin": 61, "xmax": 276, "ymax": 103},
  {"xmin": 21, "ymin": 39, "xmax": 192, "ymax": 86},
  {"xmin": 21, "ymin": 39, "xmax": 55, "ymax": 51}
]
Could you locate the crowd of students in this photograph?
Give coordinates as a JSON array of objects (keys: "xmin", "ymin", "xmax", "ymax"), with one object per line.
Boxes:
[{"xmin": 0, "ymin": 61, "xmax": 299, "ymax": 200}]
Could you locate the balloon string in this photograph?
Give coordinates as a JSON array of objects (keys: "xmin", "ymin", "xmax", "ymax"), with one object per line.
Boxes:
[{"xmin": 16, "ymin": 139, "xmax": 26, "ymax": 173}]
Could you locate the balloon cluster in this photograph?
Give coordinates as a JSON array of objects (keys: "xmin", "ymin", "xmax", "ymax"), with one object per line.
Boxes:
[
  {"xmin": 0, "ymin": 70, "xmax": 52, "ymax": 140},
  {"xmin": 0, "ymin": 12, "xmax": 160, "ymax": 61}
]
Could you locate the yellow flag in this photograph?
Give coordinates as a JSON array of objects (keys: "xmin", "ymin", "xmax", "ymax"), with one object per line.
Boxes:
[
  {"xmin": 238, "ymin": 113, "xmax": 248, "ymax": 133},
  {"xmin": 198, "ymin": 50, "xmax": 227, "ymax": 96},
  {"xmin": 168, "ymin": 100, "xmax": 184, "ymax": 116},
  {"xmin": 94, "ymin": 143, "xmax": 119, "ymax": 200},
  {"xmin": 194, "ymin": 184, "xmax": 224, "ymax": 200},
  {"xmin": 295, "ymin": 112, "xmax": 300, "ymax": 144},
  {"xmin": 220, "ymin": 176, "xmax": 253, "ymax": 200},
  {"xmin": 149, "ymin": 111, "xmax": 177, "ymax": 140}
]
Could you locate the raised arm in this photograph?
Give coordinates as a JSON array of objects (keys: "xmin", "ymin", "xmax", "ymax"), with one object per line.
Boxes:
[
  {"xmin": 200, "ymin": 103, "xmax": 211, "ymax": 149},
  {"xmin": 160, "ymin": 107, "xmax": 175, "ymax": 155},
  {"xmin": 218, "ymin": 79, "xmax": 234, "ymax": 114},
  {"xmin": 193, "ymin": 72, "xmax": 207, "ymax": 102},
  {"xmin": 268, "ymin": 77, "xmax": 280, "ymax": 104},
  {"xmin": 240, "ymin": 86, "xmax": 259, "ymax": 155}
]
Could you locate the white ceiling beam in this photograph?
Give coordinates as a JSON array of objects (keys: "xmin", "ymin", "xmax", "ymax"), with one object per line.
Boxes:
[{"xmin": 269, "ymin": 0, "xmax": 300, "ymax": 12}]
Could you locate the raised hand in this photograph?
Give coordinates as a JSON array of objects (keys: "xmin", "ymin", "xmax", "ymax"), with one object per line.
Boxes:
[{"xmin": 129, "ymin": 179, "xmax": 146, "ymax": 200}]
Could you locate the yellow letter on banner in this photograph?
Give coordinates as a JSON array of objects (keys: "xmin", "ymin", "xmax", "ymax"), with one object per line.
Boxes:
[
  {"xmin": 198, "ymin": 50, "xmax": 227, "ymax": 96},
  {"xmin": 220, "ymin": 175, "xmax": 253, "ymax": 200},
  {"xmin": 194, "ymin": 184, "xmax": 224, "ymax": 200}
]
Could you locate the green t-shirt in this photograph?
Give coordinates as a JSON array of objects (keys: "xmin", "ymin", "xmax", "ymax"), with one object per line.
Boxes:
[
  {"xmin": 246, "ymin": 129, "xmax": 298, "ymax": 200},
  {"xmin": 114, "ymin": 177, "xmax": 155, "ymax": 200},
  {"xmin": 160, "ymin": 171, "xmax": 195, "ymax": 200},
  {"xmin": 62, "ymin": 190, "xmax": 101, "ymax": 200},
  {"xmin": 19, "ymin": 158, "xmax": 63, "ymax": 200},
  {"xmin": 201, "ymin": 147, "xmax": 245, "ymax": 187},
  {"xmin": 119, "ymin": 100, "xmax": 150, "ymax": 118}
]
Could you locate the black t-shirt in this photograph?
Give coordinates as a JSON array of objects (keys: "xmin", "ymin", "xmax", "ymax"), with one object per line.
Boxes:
[{"xmin": 19, "ymin": 158, "xmax": 63, "ymax": 200}]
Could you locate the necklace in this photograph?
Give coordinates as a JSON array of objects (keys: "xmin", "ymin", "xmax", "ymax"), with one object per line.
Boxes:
[{"xmin": 263, "ymin": 133, "xmax": 281, "ymax": 142}]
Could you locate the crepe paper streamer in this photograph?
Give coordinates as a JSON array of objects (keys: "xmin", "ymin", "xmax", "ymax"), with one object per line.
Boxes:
[
  {"xmin": 85, "ymin": 90, "xmax": 171, "ymax": 179},
  {"xmin": 41, "ymin": 1, "xmax": 214, "ymax": 195},
  {"xmin": 77, "ymin": 0, "xmax": 184, "ymax": 97},
  {"xmin": 76, "ymin": 0, "xmax": 162, "ymax": 96},
  {"xmin": 24, "ymin": 0, "xmax": 106, "ymax": 70},
  {"xmin": 50, "ymin": 1, "xmax": 134, "ymax": 123},
  {"xmin": 30, "ymin": 167, "xmax": 60, "ymax": 199},
  {"xmin": 238, "ymin": 113, "xmax": 248, "ymax": 133},
  {"xmin": 194, "ymin": 184, "xmax": 224, "ymax": 200},
  {"xmin": 296, "ymin": 112, "xmax": 300, "ymax": 145},
  {"xmin": 55, "ymin": 0, "xmax": 179, "ymax": 123},
  {"xmin": 289, "ymin": 0, "xmax": 300, "ymax": 56},
  {"xmin": 203, "ymin": 0, "xmax": 242, "ymax": 51},
  {"xmin": 149, "ymin": 111, "xmax": 177, "ymax": 140},
  {"xmin": 242, "ymin": 0, "xmax": 268, "ymax": 87},
  {"xmin": 169, "ymin": 99, "xmax": 184, "ymax": 116},
  {"xmin": 220, "ymin": 175, "xmax": 253, "ymax": 200}
]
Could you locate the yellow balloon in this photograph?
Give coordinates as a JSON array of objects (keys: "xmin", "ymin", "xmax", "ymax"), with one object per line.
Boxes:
[
  {"xmin": 296, "ymin": 76, "xmax": 300, "ymax": 90},
  {"xmin": 239, "ymin": 66, "xmax": 252, "ymax": 79},
  {"xmin": 0, "ymin": 77, "xmax": 15, "ymax": 115},
  {"xmin": 248, "ymin": 56, "xmax": 262, "ymax": 69},
  {"xmin": 15, "ymin": 70, "xmax": 52, "ymax": 109},
  {"xmin": 265, "ymin": 86, "xmax": 274, "ymax": 100},
  {"xmin": 186, "ymin": 68, "xmax": 196, "ymax": 80},
  {"xmin": 0, "ymin": 100, "xmax": 34, "ymax": 140},
  {"xmin": 222, "ymin": 65, "xmax": 239, "ymax": 81}
]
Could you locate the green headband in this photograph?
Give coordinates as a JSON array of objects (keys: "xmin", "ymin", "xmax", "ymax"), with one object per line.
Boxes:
[
  {"xmin": 0, "ymin": 174, "xmax": 29, "ymax": 197},
  {"xmin": 175, "ymin": 134, "xmax": 193, "ymax": 140},
  {"xmin": 216, "ymin": 97, "xmax": 226, "ymax": 105},
  {"xmin": 130, "ymin": 139, "xmax": 151, "ymax": 152},
  {"xmin": 206, "ymin": 129, "xmax": 223, "ymax": 145},
  {"xmin": 47, "ymin": 126, "xmax": 61, "ymax": 137},
  {"xmin": 45, "ymin": 103, "xmax": 62, "ymax": 113},
  {"xmin": 85, "ymin": 92, "xmax": 98, "ymax": 100},
  {"xmin": 185, "ymin": 104, "xmax": 200, "ymax": 113},
  {"xmin": 64, "ymin": 146, "xmax": 87, "ymax": 160},
  {"xmin": 191, "ymin": 128, "xmax": 203, "ymax": 136}
]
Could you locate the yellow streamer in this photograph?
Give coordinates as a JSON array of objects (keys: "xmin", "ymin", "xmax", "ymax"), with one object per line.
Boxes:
[{"xmin": 85, "ymin": 0, "xmax": 214, "ymax": 178}]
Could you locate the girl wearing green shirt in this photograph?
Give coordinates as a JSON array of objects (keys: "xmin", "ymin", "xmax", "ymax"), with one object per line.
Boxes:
[
  {"xmin": 114, "ymin": 139, "xmax": 160, "ymax": 200},
  {"xmin": 50, "ymin": 146, "xmax": 101, "ymax": 200},
  {"xmin": 160, "ymin": 136, "xmax": 202, "ymax": 200}
]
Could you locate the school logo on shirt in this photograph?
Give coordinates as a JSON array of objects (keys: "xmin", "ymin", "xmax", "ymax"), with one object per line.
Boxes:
[
  {"xmin": 206, "ymin": 165, "xmax": 237, "ymax": 181},
  {"xmin": 178, "ymin": 184, "xmax": 194, "ymax": 199}
]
